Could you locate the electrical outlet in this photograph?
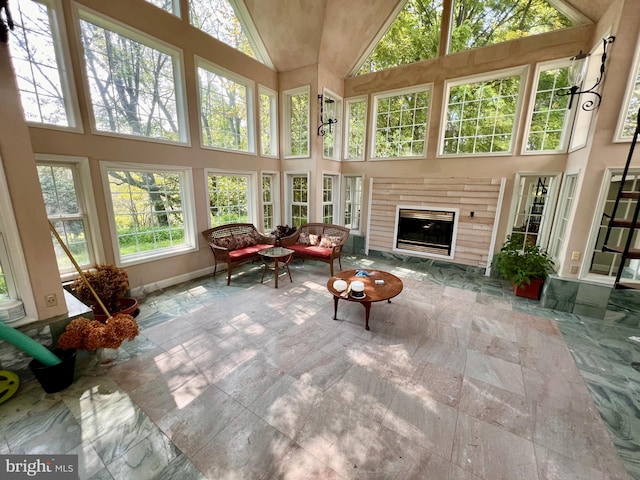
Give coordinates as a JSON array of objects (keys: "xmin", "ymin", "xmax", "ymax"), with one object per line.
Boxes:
[
  {"xmin": 45, "ymin": 293, "xmax": 57, "ymax": 307},
  {"xmin": 571, "ymin": 251, "xmax": 581, "ymax": 261},
  {"xmin": 569, "ymin": 265, "xmax": 579, "ymax": 274}
]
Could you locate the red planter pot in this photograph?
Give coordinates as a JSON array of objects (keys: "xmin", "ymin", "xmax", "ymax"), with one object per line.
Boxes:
[
  {"xmin": 92, "ymin": 297, "xmax": 138, "ymax": 322},
  {"xmin": 512, "ymin": 278, "xmax": 544, "ymax": 300}
]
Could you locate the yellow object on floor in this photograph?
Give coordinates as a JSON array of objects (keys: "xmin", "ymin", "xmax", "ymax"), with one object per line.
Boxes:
[{"xmin": 0, "ymin": 370, "xmax": 19, "ymax": 404}]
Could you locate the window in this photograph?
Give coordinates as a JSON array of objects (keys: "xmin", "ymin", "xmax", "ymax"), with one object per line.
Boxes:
[
  {"xmin": 441, "ymin": 69, "xmax": 524, "ymax": 156},
  {"xmin": 288, "ymin": 174, "xmax": 309, "ymax": 228},
  {"xmin": 449, "ymin": 0, "xmax": 581, "ymax": 54},
  {"xmin": 371, "ymin": 85, "xmax": 431, "ymax": 159},
  {"xmin": 197, "ymin": 59, "xmax": 254, "ymax": 152},
  {"xmin": 37, "ymin": 157, "xmax": 101, "ymax": 275},
  {"xmin": 284, "ymin": 87, "xmax": 310, "ymax": 158},
  {"xmin": 10, "ymin": 0, "xmax": 79, "ymax": 129},
  {"xmin": 617, "ymin": 45, "xmax": 640, "ymax": 140},
  {"xmin": 0, "ymin": 234, "xmax": 13, "ymax": 302},
  {"xmin": 322, "ymin": 91, "xmax": 342, "ymax": 160},
  {"xmin": 144, "ymin": 0, "xmax": 180, "ymax": 16},
  {"xmin": 344, "ymin": 97, "xmax": 367, "ymax": 160},
  {"xmin": 261, "ymin": 173, "xmax": 277, "ymax": 232},
  {"xmin": 78, "ymin": 8, "xmax": 187, "ymax": 143},
  {"xmin": 549, "ymin": 174, "xmax": 578, "ymax": 261},
  {"xmin": 342, "ymin": 175, "xmax": 364, "ymax": 232},
  {"xmin": 589, "ymin": 170, "xmax": 640, "ymax": 282},
  {"xmin": 525, "ymin": 62, "xmax": 572, "ymax": 153},
  {"xmin": 355, "ymin": 0, "xmax": 442, "ymax": 75},
  {"xmin": 207, "ymin": 172, "xmax": 252, "ymax": 227},
  {"xmin": 322, "ymin": 175, "xmax": 339, "ymax": 224},
  {"xmin": 509, "ymin": 174, "xmax": 559, "ymax": 249},
  {"xmin": 259, "ymin": 86, "xmax": 278, "ymax": 157},
  {"xmin": 104, "ymin": 165, "xmax": 195, "ymax": 264},
  {"xmin": 188, "ymin": 0, "xmax": 272, "ymax": 67}
]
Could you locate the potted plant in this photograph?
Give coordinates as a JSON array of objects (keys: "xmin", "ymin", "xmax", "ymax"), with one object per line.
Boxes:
[
  {"xmin": 70, "ymin": 264, "xmax": 137, "ymax": 320},
  {"xmin": 494, "ymin": 234, "xmax": 555, "ymax": 299}
]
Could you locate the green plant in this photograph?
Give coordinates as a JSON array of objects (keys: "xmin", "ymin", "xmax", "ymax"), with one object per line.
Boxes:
[
  {"xmin": 70, "ymin": 264, "xmax": 129, "ymax": 313},
  {"xmin": 494, "ymin": 235, "xmax": 555, "ymax": 288}
]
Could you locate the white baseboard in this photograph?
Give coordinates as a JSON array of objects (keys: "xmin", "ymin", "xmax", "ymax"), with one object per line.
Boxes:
[{"xmin": 130, "ymin": 265, "xmax": 217, "ymax": 297}]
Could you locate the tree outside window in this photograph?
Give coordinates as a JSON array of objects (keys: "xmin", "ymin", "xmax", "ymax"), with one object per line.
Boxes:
[
  {"xmin": 322, "ymin": 175, "xmax": 337, "ymax": 224},
  {"xmin": 10, "ymin": 0, "xmax": 77, "ymax": 128},
  {"xmin": 38, "ymin": 163, "xmax": 94, "ymax": 273},
  {"xmin": 262, "ymin": 174, "xmax": 275, "ymax": 231},
  {"xmin": 259, "ymin": 87, "xmax": 278, "ymax": 157},
  {"xmin": 207, "ymin": 174, "xmax": 250, "ymax": 226},
  {"xmin": 198, "ymin": 61, "xmax": 253, "ymax": 152},
  {"xmin": 107, "ymin": 169, "xmax": 189, "ymax": 261},
  {"xmin": 343, "ymin": 175, "xmax": 363, "ymax": 231},
  {"xmin": 345, "ymin": 98, "xmax": 367, "ymax": 160},
  {"xmin": 285, "ymin": 88, "xmax": 309, "ymax": 157},
  {"xmin": 372, "ymin": 86, "xmax": 431, "ymax": 159},
  {"xmin": 526, "ymin": 64, "xmax": 571, "ymax": 152},
  {"xmin": 144, "ymin": 0, "xmax": 180, "ymax": 16},
  {"xmin": 78, "ymin": 11, "xmax": 185, "ymax": 142},
  {"xmin": 442, "ymin": 71, "xmax": 522, "ymax": 155},
  {"xmin": 290, "ymin": 175, "xmax": 308, "ymax": 228}
]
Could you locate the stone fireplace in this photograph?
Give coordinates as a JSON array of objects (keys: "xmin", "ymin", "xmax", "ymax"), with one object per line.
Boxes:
[{"xmin": 394, "ymin": 206, "xmax": 458, "ymax": 258}]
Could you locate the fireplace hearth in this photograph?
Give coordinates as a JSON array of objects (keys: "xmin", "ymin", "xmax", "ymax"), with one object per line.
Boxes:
[{"xmin": 395, "ymin": 207, "xmax": 457, "ymax": 257}]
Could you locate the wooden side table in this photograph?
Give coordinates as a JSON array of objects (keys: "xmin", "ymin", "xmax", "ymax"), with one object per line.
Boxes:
[{"xmin": 326, "ymin": 269, "xmax": 403, "ymax": 330}]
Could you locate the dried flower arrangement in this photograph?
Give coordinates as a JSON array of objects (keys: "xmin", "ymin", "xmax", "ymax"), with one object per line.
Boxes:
[
  {"xmin": 70, "ymin": 264, "xmax": 129, "ymax": 314},
  {"xmin": 57, "ymin": 314, "xmax": 139, "ymax": 350}
]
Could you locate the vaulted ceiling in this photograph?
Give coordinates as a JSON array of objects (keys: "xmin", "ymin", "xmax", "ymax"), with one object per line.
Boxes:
[{"xmin": 242, "ymin": 0, "xmax": 613, "ymax": 77}]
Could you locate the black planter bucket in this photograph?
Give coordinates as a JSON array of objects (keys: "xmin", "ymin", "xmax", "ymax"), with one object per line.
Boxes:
[{"xmin": 29, "ymin": 348, "xmax": 77, "ymax": 394}]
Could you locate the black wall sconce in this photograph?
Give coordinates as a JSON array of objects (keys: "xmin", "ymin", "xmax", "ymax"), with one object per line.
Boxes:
[
  {"xmin": 318, "ymin": 94, "xmax": 337, "ymax": 136},
  {"xmin": 561, "ymin": 35, "xmax": 615, "ymax": 111}
]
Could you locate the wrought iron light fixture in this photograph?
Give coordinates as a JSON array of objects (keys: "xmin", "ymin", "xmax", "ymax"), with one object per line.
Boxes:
[
  {"xmin": 562, "ymin": 35, "xmax": 615, "ymax": 111},
  {"xmin": 318, "ymin": 94, "xmax": 337, "ymax": 136}
]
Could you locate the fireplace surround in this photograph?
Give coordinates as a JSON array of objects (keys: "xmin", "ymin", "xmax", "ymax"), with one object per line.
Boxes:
[{"xmin": 394, "ymin": 206, "xmax": 458, "ymax": 258}]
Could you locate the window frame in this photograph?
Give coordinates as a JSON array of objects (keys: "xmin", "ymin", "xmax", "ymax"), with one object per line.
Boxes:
[
  {"xmin": 101, "ymin": 162, "xmax": 197, "ymax": 267},
  {"xmin": 321, "ymin": 89, "xmax": 343, "ymax": 161},
  {"xmin": 522, "ymin": 59, "xmax": 574, "ymax": 155},
  {"xmin": 260, "ymin": 171, "xmax": 280, "ymax": 232},
  {"xmin": 36, "ymin": 154, "xmax": 105, "ymax": 280},
  {"xmin": 283, "ymin": 86, "xmax": 310, "ymax": 159},
  {"xmin": 11, "ymin": 0, "xmax": 82, "ymax": 132},
  {"xmin": 143, "ymin": 0, "xmax": 181, "ymax": 17},
  {"xmin": 196, "ymin": 56, "xmax": 256, "ymax": 154},
  {"xmin": 285, "ymin": 172, "xmax": 310, "ymax": 228},
  {"xmin": 370, "ymin": 83, "xmax": 432, "ymax": 161},
  {"xmin": 258, "ymin": 85, "xmax": 279, "ymax": 158},
  {"xmin": 205, "ymin": 169, "xmax": 258, "ymax": 228},
  {"xmin": 341, "ymin": 174, "xmax": 365, "ymax": 234},
  {"xmin": 0, "ymin": 157, "xmax": 37, "ymax": 321},
  {"xmin": 438, "ymin": 66, "xmax": 527, "ymax": 158},
  {"xmin": 343, "ymin": 96, "xmax": 368, "ymax": 161},
  {"xmin": 614, "ymin": 34, "xmax": 640, "ymax": 142},
  {"xmin": 322, "ymin": 173, "xmax": 340, "ymax": 224},
  {"xmin": 548, "ymin": 171, "xmax": 579, "ymax": 264},
  {"xmin": 75, "ymin": 5, "xmax": 190, "ymax": 145}
]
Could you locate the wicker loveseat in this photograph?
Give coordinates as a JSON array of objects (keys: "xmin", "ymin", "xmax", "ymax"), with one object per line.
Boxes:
[
  {"xmin": 280, "ymin": 223, "xmax": 350, "ymax": 276},
  {"xmin": 202, "ymin": 223, "xmax": 274, "ymax": 285}
]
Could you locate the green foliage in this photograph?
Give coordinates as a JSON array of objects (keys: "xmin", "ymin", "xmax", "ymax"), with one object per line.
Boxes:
[{"xmin": 494, "ymin": 235, "xmax": 555, "ymax": 288}]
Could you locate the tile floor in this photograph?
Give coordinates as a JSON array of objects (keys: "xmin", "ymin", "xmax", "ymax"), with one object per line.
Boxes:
[{"xmin": 0, "ymin": 253, "xmax": 639, "ymax": 479}]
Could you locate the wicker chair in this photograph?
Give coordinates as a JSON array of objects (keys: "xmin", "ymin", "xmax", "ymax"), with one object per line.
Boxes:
[{"xmin": 202, "ymin": 223, "xmax": 274, "ymax": 285}]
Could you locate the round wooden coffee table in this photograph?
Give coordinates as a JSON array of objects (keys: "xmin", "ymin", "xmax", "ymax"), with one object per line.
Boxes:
[{"xmin": 326, "ymin": 269, "xmax": 403, "ymax": 330}]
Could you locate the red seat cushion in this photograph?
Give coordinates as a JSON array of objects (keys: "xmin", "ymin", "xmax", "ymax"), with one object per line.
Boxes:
[
  {"xmin": 228, "ymin": 244, "xmax": 272, "ymax": 261},
  {"xmin": 289, "ymin": 244, "xmax": 332, "ymax": 259}
]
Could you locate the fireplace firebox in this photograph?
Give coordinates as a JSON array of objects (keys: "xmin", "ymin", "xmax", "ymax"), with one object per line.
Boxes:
[{"xmin": 395, "ymin": 207, "xmax": 457, "ymax": 257}]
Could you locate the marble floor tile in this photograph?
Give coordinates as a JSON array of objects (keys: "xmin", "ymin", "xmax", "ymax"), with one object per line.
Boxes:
[
  {"xmin": 458, "ymin": 376, "xmax": 532, "ymax": 441},
  {"xmin": 2, "ymin": 253, "xmax": 637, "ymax": 480},
  {"xmin": 464, "ymin": 350, "xmax": 525, "ymax": 396},
  {"xmin": 382, "ymin": 383, "xmax": 458, "ymax": 459},
  {"xmin": 451, "ymin": 412, "xmax": 538, "ymax": 480},
  {"xmin": 190, "ymin": 408, "xmax": 296, "ymax": 480}
]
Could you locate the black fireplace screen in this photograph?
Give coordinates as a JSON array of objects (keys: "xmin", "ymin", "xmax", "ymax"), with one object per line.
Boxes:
[{"xmin": 396, "ymin": 208, "xmax": 455, "ymax": 256}]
